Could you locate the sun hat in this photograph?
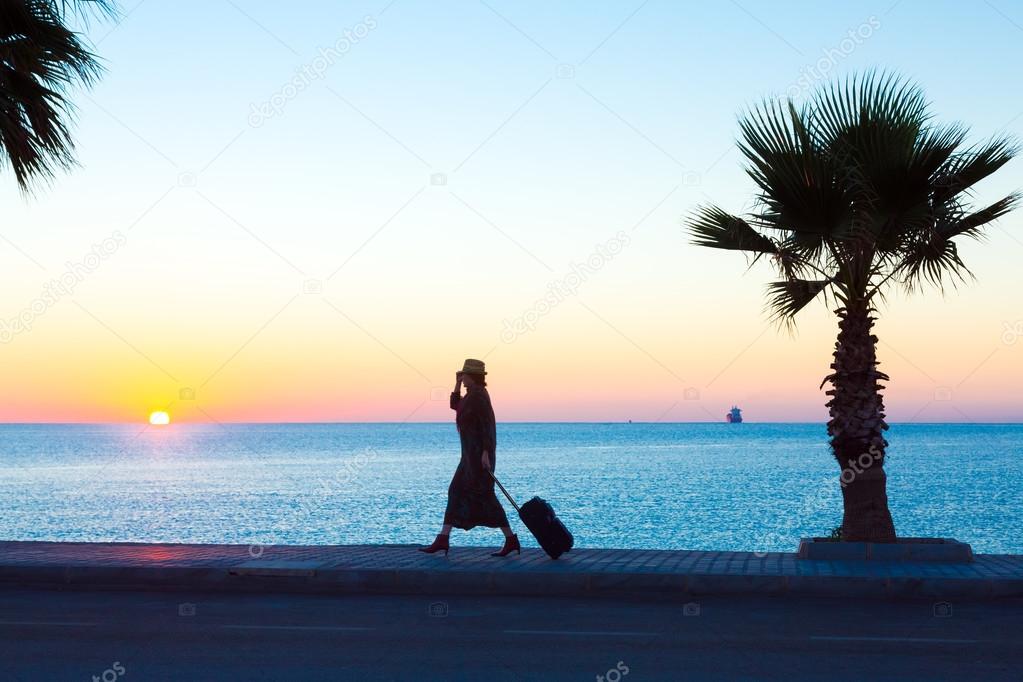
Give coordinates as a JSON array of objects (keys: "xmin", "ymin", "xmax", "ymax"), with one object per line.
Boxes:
[{"xmin": 459, "ymin": 358, "xmax": 487, "ymax": 376}]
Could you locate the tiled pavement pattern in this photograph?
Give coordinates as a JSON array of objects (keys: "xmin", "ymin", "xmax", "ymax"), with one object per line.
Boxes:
[{"xmin": 1, "ymin": 542, "xmax": 1020, "ymax": 598}]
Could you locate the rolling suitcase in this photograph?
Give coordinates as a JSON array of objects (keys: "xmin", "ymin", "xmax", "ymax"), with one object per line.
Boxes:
[{"xmin": 490, "ymin": 471, "xmax": 574, "ymax": 559}]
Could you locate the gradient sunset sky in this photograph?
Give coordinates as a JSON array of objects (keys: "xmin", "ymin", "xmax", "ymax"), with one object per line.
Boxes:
[{"xmin": 0, "ymin": 0, "xmax": 1020, "ymax": 423}]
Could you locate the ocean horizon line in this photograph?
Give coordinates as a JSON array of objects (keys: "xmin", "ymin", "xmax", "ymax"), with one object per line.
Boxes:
[{"xmin": 1, "ymin": 421, "xmax": 1021, "ymax": 426}]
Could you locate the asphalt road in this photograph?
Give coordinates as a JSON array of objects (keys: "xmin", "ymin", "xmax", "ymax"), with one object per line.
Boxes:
[{"xmin": 0, "ymin": 587, "xmax": 1019, "ymax": 681}]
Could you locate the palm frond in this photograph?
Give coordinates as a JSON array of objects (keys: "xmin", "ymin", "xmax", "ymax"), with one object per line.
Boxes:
[
  {"xmin": 814, "ymin": 71, "xmax": 925, "ymax": 197},
  {"xmin": 898, "ymin": 237, "xmax": 972, "ymax": 291},
  {"xmin": 933, "ymin": 137, "xmax": 1019, "ymax": 206},
  {"xmin": 936, "ymin": 193, "xmax": 1021, "ymax": 241},
  {"xmin": 687, "ymin": 205, "xmax": 776, "ymax": 254},
  {"xmin": 816, "ymin": 72, "xmax": 954, "ymax": 246},
  {"xmin": 771, "ymin": 242, "xmax": 807, "ymax": 279},
  {"xmin": 738, "ymin": 99, "xmax": 853, "ymax": 240},
  {"xmin": 814, "ymin": 70, "xmax": 927, "ymax": 149},
  {"xmin": 0, "ymin": 0, "xmax": 115, "ymax": 191},
  {"xmin": 689, "ymin": 69, "xmax": 1019, "ymax": 321},
  {"xmin": 765, "ymin": 278, "xmax": 831, "ymax": 324},
  {"xmin": 50, "ymin": 0, "xmax": 119, "ymax": 22}
]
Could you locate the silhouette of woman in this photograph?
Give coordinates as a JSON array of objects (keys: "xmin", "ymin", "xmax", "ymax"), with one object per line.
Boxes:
[{"xmin": 419, "ymin": 359, "xmax": 519, "ymax": 557}]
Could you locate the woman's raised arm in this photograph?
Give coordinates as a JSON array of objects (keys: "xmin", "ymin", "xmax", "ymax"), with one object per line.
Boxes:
[{"xmin": 450, "ymin": 372, "xmax": 463, "ymax": 410}]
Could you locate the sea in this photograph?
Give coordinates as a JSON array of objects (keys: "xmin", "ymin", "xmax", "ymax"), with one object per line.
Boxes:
[{"xmin": 1, "ymin": 423, "xmax": 1019, "ymax": 554}]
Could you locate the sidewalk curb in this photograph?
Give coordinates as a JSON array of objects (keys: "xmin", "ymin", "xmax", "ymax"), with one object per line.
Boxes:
[{"xmin": 1, "ymin": 563, "xmax": 1019, "ymax": 600}]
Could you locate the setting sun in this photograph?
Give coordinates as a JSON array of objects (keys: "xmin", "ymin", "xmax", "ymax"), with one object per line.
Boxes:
[{"xmin": 148, "ymin": 411, "xmax": 170, "ymax": 426}]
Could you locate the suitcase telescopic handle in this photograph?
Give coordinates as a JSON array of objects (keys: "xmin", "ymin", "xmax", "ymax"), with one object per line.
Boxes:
[{"xmin": 488, "ymin": 470, "xmax": 520, "ymax": 513}]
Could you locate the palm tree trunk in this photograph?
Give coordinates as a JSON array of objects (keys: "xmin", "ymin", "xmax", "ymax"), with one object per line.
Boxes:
[{"xmin": 825, "ymin": 298, "xmax": 897, "ymax": 542}]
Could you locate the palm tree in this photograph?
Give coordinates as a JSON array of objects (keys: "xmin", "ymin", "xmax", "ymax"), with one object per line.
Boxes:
[
  {"xmin": 0, "ymin": 0, "xmax": 116, "ymax": 191},
  {"xmin": 688, "ymin": 72, "xmax": 1019, "ymax": 542}
]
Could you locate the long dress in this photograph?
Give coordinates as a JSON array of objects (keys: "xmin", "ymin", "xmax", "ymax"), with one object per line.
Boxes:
[{"xmin": 443, "ymin": 385, "xmax": 510, "ymax": 530}]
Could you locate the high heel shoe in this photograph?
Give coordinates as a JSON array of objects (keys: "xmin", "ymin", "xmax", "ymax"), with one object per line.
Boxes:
[
  {"xmin": 418, "ymin": 533, "xmax": 450, "ymax": 555},
  {"xmin": 491, "ymin": 534, "xmax": 520, "ymax": 557}
]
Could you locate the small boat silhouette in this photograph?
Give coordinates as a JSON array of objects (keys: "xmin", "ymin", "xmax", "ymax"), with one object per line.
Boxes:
[{"xmin": 726, "ymin": 406, "xmax": 743, "ymax": 423}]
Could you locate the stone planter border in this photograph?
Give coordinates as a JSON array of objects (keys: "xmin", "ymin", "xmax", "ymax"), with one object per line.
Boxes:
[{"xmin": 797, "ymin": 537, "xmax": 973, "ymax": 563}]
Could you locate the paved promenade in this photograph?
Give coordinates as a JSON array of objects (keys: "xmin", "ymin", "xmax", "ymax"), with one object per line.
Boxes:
[{"xmin": 1, "ymin": 541, "xmax": 1021, "ymax": 599}]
